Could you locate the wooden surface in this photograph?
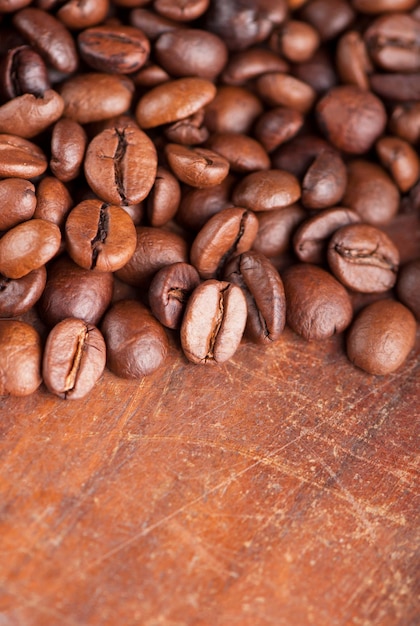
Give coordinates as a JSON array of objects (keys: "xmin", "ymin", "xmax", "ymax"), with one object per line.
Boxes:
[{"xmin": 0, "ymin": 215, "xmax": 419, "ymax": 626}]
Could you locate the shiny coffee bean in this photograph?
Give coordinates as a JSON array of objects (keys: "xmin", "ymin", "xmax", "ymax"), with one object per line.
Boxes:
[
  {"xmin": 50, "ymin": 118, "xmax": 87, "ymax": 183},
  {"xmin": 149, "ymin": 262, "xmax": 201, "ymax": 329},
  {"xmin": 370, "ymin": 72, "xmax": 420, "ymax": 102},
  {"xmin": 364, "ymin": 14, "xmax": 420, "ymax": 73},
  {"xmin": 272, "ymin": 134, "xmax": 331, "ymax": 179},
  {"xmin": 0, "ymin": 133, "xmax": 47, "ymax": 179},
  {"xmin": 101, "ymin": 299, "xmax": 168, "ymax": 379},
  {"xmin": 56, "ymin": 0, "xmax": 109, "ymax": 30},
  {"xmin": 0, "ymin": 45, "xmax": 50, "ymax": 100},
  {"xmin": 0, "ymin": 89, "xmax": 64, "ymax": 139},
  {"xmin": 232, "ymin": 169, "xmax": 301, "ymax": 212},
  {"xmin": 300, "ymin": 0, "xmax": 355, "ymax": 41},
  {"xmin": 180, "ymin": 279, "xmax": 247, "ymax": 364},
  {"xmin": 254, "ymin": 107, "xmax": 304, "ymax": 153},
  {"xmin": 176, "ymin": 175, "xmax": 234, "ymax": 232},
  {"xmin": 256, "ymin": 72, "xmax": 316, "ymax": 114},
  {"xmin": 270, "ymin": 20, "xmax": 320, "ymax": 63},
  {"xmin": 389, "ymin": 103, "xmax": 420, "ymax": 145},
  {"xmin": 164, "ymin": 109, "xmax": 209, "ymax": 146},
  {"xmin": 0, "ymin": 320, "xmax": 42, "ymax": 396},
  {"xmin": 34, "ymin": 176, "xmax": 73, "ymax": 227},
  {"xmin": 301, "ymin": 150, "xmax": 347, "ymax": 210},
  {"xmin": 147, "ymin": 166, "xmax": 181, "ymax": 227},
  {"xmin": 155, "ymin": 0, "xmax": 210, "ymax": 22},
  {"xmin": 0, "ymin": 266, "xmax": 46, "ymax": 318},
  {"xmin": 336, "ymin": 31, "xmax": 372, "ymax": 91},
  {"xmin": 376, "ymin": 136, "xmax": 420, "ymax": 193},
  {"xmin": 282, "ymin": 263, "xmax": 353, "ymax": 341},
  {"xmin": 39, "ymin": 254, "xmax": 114, "ymax": 327},
  {"xmin": 164, "ymin": 144, "xmax": 230, "ymax": 188},
  {"xmin": 347, "ymin": 300, "xmax": 417, "ymax": 375},
  {"xmin": 396, "ymin": 258, "xmax": 420, "ymax": 321},
  {"xmin": 206, "ymin": 133, "xmax": 270, "ymax": 173},
  {"xmin": 292, "ymin": 47, "xmax": 338, "ymax": 95},
  {"xmin": 204, "ymin": 86, "xmax": 263, "ymax": 135},
  {"xmin": 129, "ymin": 8, "xmax": 179, "ymax": 40},
  {"xmin": 221, "ymin": 47, "xmax": 289, "ymax": 85},
  {"xmin": 78, "ymin": 24, "xmax": 150, "ymax": 74},
  {"xmin": 353, "ymin": 0, "xmax": 418, "ymax": 11},
  {"xmin": 190, "ymin": 207, "xmax": 259, "ymax": 279},
  {"xmin": 252, "ymin": 204, "xmax": 306, "ymax": 258},
  {"xmin": 328, "ymin": 224, "xmax": 400, "ymax": 293},
  {"xmin": 0, "ymin": 177, "xmax": 36, "ymax": 230},
  {"xmin": 224, "ymin": 250, "xmax": 286, "ymax": 344}
]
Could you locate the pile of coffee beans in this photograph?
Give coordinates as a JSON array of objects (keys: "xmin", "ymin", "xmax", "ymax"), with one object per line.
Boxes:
[{"xmin": 0, "ymin": 0, "xmax": 419, "ymax": 399}]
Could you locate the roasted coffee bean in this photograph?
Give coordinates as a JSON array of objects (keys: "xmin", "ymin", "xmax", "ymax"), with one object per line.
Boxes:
[
  {"xmin": 149, "ymin": 262, "xmax": 201, "ymax": 329},
  {"xmin": 292, "ymin": 47, "xmax": 338, "ymax": 95},
  {"xmin": 270, "ymin": 20, "xmax": 320, "ymax": 63},
  {"xmin": 39, "ymin": 254, "xmax": 114, "ymax": 327},
  {"xmin": 301, "ymin": 150, "xmax": 347, "ymax": 210},
  {"xmin": 205, "ymin": 133, "xmax": 270, "ymax": 173},
  {"xmin": 282, "ymin": 263, "xmax": 353, "ymax": 341},
  {"xmin": 370, "ymin": 73, "xmax": 420, "ymax": 102},
  {"xmin": 65, "ymin": 199, "xmax": 137, "ymax": 272},
  {"xmin": 155, "ymin": 0, "xmax": 210, "ymax": 22},
  {"xmin": 328, "ymin": 224, "xmax": 400, "ymax": 293},
  {"xmin": 190, "ymin": 207, "xmax": 259, "ymax": 279},
  {"xmin": 396, "ymin": 258, "xmax": 420, "ymax": 321},
  {"xmin": 0, "ymin": 89, "xmax": 64, "ymax": 139},
  {"xmin": 56, "ymin": 0, "xmax": 110, "ymax": 30},
  {"xmin": 347, "ymin": 300, "xmax": 417, "ymax": 375},
  {"xmin": 0, "ymin": 218, "xmax": 61, "ymax": 279},
  {"xmin": 147, "ymin": 166, "xmax": 181, "ymax": 227},
  {"xmin": 164, "ymin": 144, "xmax": 230, "ymax": 188},
  {"xmin": 0, "ymin": 45, "xmax": 50, "ymax": 100},
  {"xmin": 0, "ymin": 0, "xmax": 32, "ymax": 11},
  {"xmin": 221, "ymin": 47, "xmax": 289, "ymax": 85},
  {"xmin": 43, "ymin": 318, "xmax": 106, "ymax": 399},
  {"xmin": 60, "ymin": 73, "xmax": 135, "ymax": 124},
  {"xmin": 136, "ymin": 77, "xmax": 216, "ymax": 129},
  {"xmin": 353, "ymin": 0, "xmax": 418, "ymax": 11},
  {"xmin": 204, "ymin": 86, "xmax": 263, "ymax": 135},
  {"xmin": 0, "ymin": 133, "xmax": 47, "ymax": 179},
  {"xmin": 256, "ymin": 72, "xmax": 316, "ymax": 114},
  {"xmin": 115, "ymin": 226, "xmax": 188, "ymax": 287},
  {"xmin": 154, "ymin": 28, "xmax": 228, "ymax": 80},
  {"xmin": 12, "ymin": 7, "xmax": 78, "ymax": 73},
  {"xmin": 78, "ymin": 24, "xmax": 150, "ymax": 74},
  {"xmin": 254, "ymin": 107, "xmax": 304, "ymax": 153},
  {"xmin": 342, "ymin": 160, "xmax": 400, "ymax": 225},
  {"xmin": 0, "ymin": 266, "xmax": 46, "ymax": 318},
  {"xmin": 129, "ymin": 8, "xmax": 179, "ymax": 40},
  {"xmin": 34, "ymin": 176, "xmax": 73, "ymax": 227},
  {"xmin": 224, "ymin": 250, "xmax": 286, "ymax": 344},
  {"xmin": 50, "ymin": 118, "xmax": 87, "ymax": 183},
  {"xmin": 272, "ymin": 134, "xmax": 331, "ymax": 179},
  {"xmin": 180, "ymin": 279, "xmax": 247, "ymax": 364},
  {"xmin": 0, "ymin": 320, "xmax": 42, "ymax": 396},
  {"xmin": 376, "ymin": 136, "xmax": 420, "ymax": 194},
  {"xmin": 252, "ymin": 204, "xmax": 306, "ymax": 258},
  {"xmin": 293, "ymin": 207, "xmax": 361, "ymax": 265},
  {"xmin": 101, "ymin": 299, "xmax": 168, "ymax": 379},
  {"xmin": 300, "ymin": 0, "xmax": 355, "ymax": 41},
  {"xmin": 364, "ymin": 14, "xmax": 420, "ymax": 73},
  {"xmin": 176, "ymin": 175, "xmax": 234, "ymax": 232},
  {"xmin": 133, "ymin": 63, "xmax": 171, "ymax": 89},
  {"xmin": 389, "ymin": 103, "xmax": 420, "ymax": 145},
  {"xmin": 84, "ymin": 124, "xmax": 157, "ymax": 206},
  {"xmin": 232, "ymin": 169, "xmax": 301, "ymax": 212},
  {"xmin": 0, "ymin": 177, "xmax": 36, "ymax": 230},
  {"xmin": 164, "ymin": 109, "xmax": 209, "ymax": 145},
  {"xmin": 316, "ymin": 85, "xmax": 386, "ymax": 154},
  {"xmin": 336, "ymin": 31, "xmax": 372, "ymax": 90}
]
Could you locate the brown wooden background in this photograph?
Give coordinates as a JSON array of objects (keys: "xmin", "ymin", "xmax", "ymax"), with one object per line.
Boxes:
[{"xmin": 0, "ymin": 211, "xmax": 419, "ymax": 626}]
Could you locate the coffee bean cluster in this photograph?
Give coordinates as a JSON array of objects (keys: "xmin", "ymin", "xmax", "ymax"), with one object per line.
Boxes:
[{"xmin": 0, "ymin": 0, "xmax": 419, "ymax": 399}]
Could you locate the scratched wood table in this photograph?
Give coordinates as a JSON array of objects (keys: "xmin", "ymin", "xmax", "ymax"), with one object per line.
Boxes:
[{"xmin": 0, "ymin": 212, "xmax": 419, "ymax": 626}]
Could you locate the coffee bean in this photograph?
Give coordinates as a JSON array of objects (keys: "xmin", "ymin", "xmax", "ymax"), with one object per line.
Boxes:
[
  {"xmin": 270, "ymin": 20, "xmax": 320, "ymax": 63},
  {"xmin": 353, "ymin": 0, "xmax": 418, "ymax": 11},
  {"xmin": 328, "ymin": 224, "xmax": 400, "ymax": 293},
  {"xmin": 0, "ymin": 89, "xmax": 64, "ymax": 139},
  {"xmin": 155, "ymin": 0, "xmax": 210, "ymax": 22},
  {"xmin": 205, "ymin": 133, "xmax": 270, "ymax": 173},
  {"xmin": 0, "ymin": 320, "xmax": 42, "ymax": 396},
  {"xmin": 300, "ymin": 0, "xmax": 355, "ymax": 41},
  {"xmin": 0, "ymin": 45, "xmax": 50, "ymax": 100},
  {"xmin": 292, "ymin": 48, "xmax": 338, "ymax": 95},
  {"xmin": 365, "ymin": 14, "xmax": 420, "ymax": 73},
  {"xmin": 34, "ymin": 176, "xmax": 73, "ymax": 227},
  {"xmin": 101, "ymin": 299, "xmax": 168, "ymax": 379},
  {"xmin": 370, "ymin": 72, "xmax": 420, "ymax": 102},
  {"xmin": 57, "ymin": 0, "xmax": 109, "ymax": 30},
  {"xmin": 0, "ymin": 266, "xmax": 46, "ymax": 318},
  {"xmin": 301, "ymin": 149, "xmax": 347, "ymax": 210},
  {"xmin": 165, "ymin": 144, "xmax": 229, "ymax": 188},
  {"xmin": 335, "ymin": 31, "xmax": 372, "ymax": 91},
  {"xmin": 129, "ymin": 8, "xmax": 179, "ymax": 41},
  {"xmin": 389, "ymin": 102, "xmax": 420, "ymax": 145},
  {"xmin": 282, "ymin": 263, "xmax": 353, "ymax": 341},
  {"xmin": 147, "ymin": 166, "xmax": 181, "ymax": 228},
  {"xmin": 176, "ymin": 175, "xmax": 234, "ymax": 232},
  {"xmin": 254, "ymin": 107, "xmax": 304, "ymax": 154},
  {"xmin": 0, "ymin": 178, "xmax": 36, "ymax": 230},
  {"xmin": 221, "ymin": 48, "xmax": 289, "ymax": 85},
  {"xmin": 164, "ymin": 109, "xmax": 209, "ymax": 146},
  {"xmin": 272, "ymin": 134, "xmax": 331, "ymax": 179},
  {"xmin": 78, "ymin": 24, "xmax": 150, "ymax": 74},
  {"xmin": 253, "ymin": 204, "xmax": 306, "ymax": 258},
  {"xmin": 0, "ymin": 133, "xmax": 47, "ymax": 179},
  {"xmin": 256, "ymin": 72, "xmax": 316, "ymax": 114},
  {"xmin": 232, "ymin": 169, "xmax": 301, "ymax": 212},
  {"xmin": 204, "ymin": 86, "xmax": 263, "ymax": 135},
  {"xmin": 149, "ymin": 262, "xmax": 201, "ymax": 329},
  {"xmin": 180, "ymin": 279, "xmax": 247, "ymax": 364},
  {"xmin": 396, "ymin": 258, "xmax": 420, "ymax": 321},
  {"xmin": 347, "ymin": 300, "xmax": 417, "ymax": 375},
  {"xmin": 50, "ymin": 118, "xmax": 87, "ymax": 183},
  {"xmin": 376, "ymin": 136, "xmax": 420, "ymax": 193},
  {"xmin": 43, "ymin": 318, "xmax": 106, "ymax": 399}
]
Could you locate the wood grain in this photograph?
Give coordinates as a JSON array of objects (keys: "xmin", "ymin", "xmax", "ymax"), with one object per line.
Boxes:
[{"xmin": 0, "ymin": 212, "xmax": 419, "ymax": 626}]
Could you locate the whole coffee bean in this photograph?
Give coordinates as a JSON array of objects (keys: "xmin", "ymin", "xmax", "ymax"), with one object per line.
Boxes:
[
  {"xmin": 0, "ymin": 0, "xmax": 32, "ymax": 11},
  {"xmin": 0, "ymin": 266, "xmax": 46, "ymax": 318},
  {"xmin": 254, "ymin": 107, "xmax": 304, "ymax": 153},
  {"xmin": 292, "ymin": 47, "xmax": 338, "ymax": 95},
  {"xmin": 65, "ymin": 199, "xmax": 137, "ymax": 272},
  {"xmin": 396, "ymin": 258, "xmax": 420, "ymax": 320},
  {"xmin": 12, "ymin": 7, "xmax": 78, "ymax": 73},
  {"xmin": 147, "ymin": 166, "xmax": 181, "ymax": 227},
  {"xmin": 300, "ymin": 0, "xmax": 355, "ymax": 41},
  {"xmin": 224, "ymin": 250, "xmax": 286, "ymax": 344},
  {"xmin": 342, "ymin": 160, "xmax": 400, "ymax": 225},
  {"xmin": 0, "ymin": 45, "xmax": 50, "ymax": 100},
  {"xmin": 78, "ymin": 25, "xmax": 150, "ymax": 74},
  {"xmin": 316, "ymin": 86, "xmax": 386, "ymax": 154},
  {"xmin": 50, "ymin": 118, "xmax": 87, "ymax": 183},
  {"xmin": 0, "ymin": 178, "xmax": 36, "ymax": 230},
  {"xmin": 256, "ymin": 72, "xmax": 316, "ymax": 114},
  {"xmin": 205, "ymin": 133, "xmax": 270, "ymax": 173},
  {"xmin": 301, "ymin": 149, "xmax": 347, "ymax": 210},
  {"xmin": 176, "ymin": 175, "xmax": 235, "ymax": 232},
  {"xmin": 270, "ymin": 20, "xmax": 320, "ymax": 63},
  {"xmin": 60, "ymin": 73, "xmax": 134, "ymax": 124},
  {"xmin": 347, "ymin": 300, "xmax": 417, "ymax": 375},
  {"xmin": 232, "ymin": 169, "xmax": 301, "ymax": 212},
  {"xmin": 336, "ymin": 31, "xmax": 372, "ymax": 91},
  {"xmin": 370, "ymin": 73, "xmax": 420, "ymax": 102},
  {"xmin": 155, "ymin": 0, "xmax": 210, "ymax": 22},
  {"xmin": 282, "ymin": 263, "xmax": 353, "ymax": 341},
  {"xmin": 190, "ymin": 207, "xmax": 259, "ymax": 279},
  {"xmin": 39, "ymin": 254, "xmax": 113, "ymax": 327},
  {"xmin": 129, "ymin": 8, "xmax": 179, "ymax": 41},
  {"xmin": 155, "ymin": 28, "xmax": 228, "ymax": 80},
  {"xmin": 57, "ymin": 0, "xmax": 110, "ymax": 30},
  {"xmin": 136, "ymin": 77, "xmax": 216, "ymax": 129},
  {"xmin": 164, "ymin": 144, "xmax": 230, "ymax": 188},
  {"xmin": 133, "ymin": 63, "xmax": 171, "ymax": 89},
  {"xmin": 149, "ymin": 262, "xmax": 201, "ymax": 329},
  {"xmin": 365, "ymin": 14, "xmax": 420, "ymax": 73},
  {"xmin": 221, "ymin": 47, "xmax": 289, "ymax": 85},
  {"xmin": 34, "ymin": 176, "xmax": 73, "ymax": 227},
  {"xmin": 353, "ymin": 0, "xmax": 418, "ymax": 11},
  {"xmin": 43, "ymin": 318, "xmax": 106, "ymax": 399},
  {"xmin": 0, "ymin": 133, "xmax": 47, "ymax": 179},
  {"xmin": 389, "ymin": 103, "xmax": 420, "ymax": 145},
  {"xmin": 0, "ymin": 320, "xmax": 42, "ymax": 396},
  {"xmin": 204, "ymin": 86, "xmax": 263, "ymax": 135},
  {"xmin": 101, "ymin": 299, "xmax": 168, "ymax": 379},
  {"xmin": 252, "ymin": 204, "xmax": 306, "ymax": 258},
  {"xmin": 376, "ymin": 136, "xmax": 420, "ymax": 193},
  {"xmin": 0, "ymin": 218, "xmax": 61, "ymax": 279},
  {"xmin": 84, "ymin": 125, "xmax": 157, "ymax": 206},
  {"xmin": 164, "ymin": 109, "xmax": 209, "ymax": 145},
  {"xmin": 272, "ymin": 134, "xmax": 331, "ymax": 179},
  {"xmin": 115, "ymin": 226, "xmax": 188, "ymax": 287},
  {"xmin": 328, "ymin": 223, "xmax": 400, "ymax": 293},
  {"xmin": 0, "ymin": 89, "xmax": 64, "ymax": 139},
  {"xmin": 293, "ymin": 207, "xmax": 361, "ymax": 265},
  {"xmin": 180, "ymin": 279, "xmax": 247, "ymax": 364}
]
